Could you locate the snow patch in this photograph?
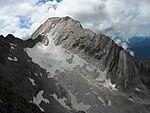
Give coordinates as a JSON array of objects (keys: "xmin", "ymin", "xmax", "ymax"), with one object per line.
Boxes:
[
  {"xmin": 103, "ymin": 79, "xmax": 117, "ymax": 91},
  {"xmin": 8, "ymin": 57, "xmax": 17, "ymax": 61},
  {"xmin": 11, "ymin": 46, "xmax": 15, "ymax": 50},
  {"xmin": 31, "ymin": 90, "xmax": 50, "ymax": 112},
  {"xmin": 9, "ymin": 43, "xmax": 16, "ymax": 50},
  {"xmin": 128, "ymin": 98, "xmax": 134, "ymax": 102},
  {"xmin": 27, "ymin": 60, "xmax": 30, "ymax": 62},
  {"xmin": 52, "ymin": 93, "xmax": 71, "ymax": 110},
  {"xmin": 28, "ymin": 78, "xmax": 36, "ymax": 86},
  {"xmin": 10, "ymin": 43, "xmax": 17, "ymax": 47},
  {"xmin": 26, "ymin": 33, "xmax": 105, "ymax": 79},
  {"xmin": 34, "ymin": 73, "xmax": 38, "ymax": 76},
  {"xmin": 134, "ymin": 88, "xmax": 141, "ymax": 92},
  {"xmin": 85, "ymin": 92, "xmax": 90, "ymax": 96}
]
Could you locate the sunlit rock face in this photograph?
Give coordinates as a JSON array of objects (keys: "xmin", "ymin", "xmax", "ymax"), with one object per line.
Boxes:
[{"xmin": 0, "ymin": 17, "xmax": 150, "ymax": 113}]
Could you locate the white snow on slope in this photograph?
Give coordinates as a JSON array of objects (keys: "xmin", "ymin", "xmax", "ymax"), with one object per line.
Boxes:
[
  {"xmin": 134, "ymin": 88, "xmax": 141, "ymax": 92},
  {"xmin": 10, "ymin": 43, "xmax": 17, "ymax": 47},
  {"xmin": 26, "ymin": 33, "xmax": 87, "ymax": 77},
  {"xmin": 28, "ymin": 77, "xmax": 36, "ymax": 86},
  {"xmin": 31, "ymin": 90, "xmax": 50, "ymax": 112},
  {"xmin": 10, "ymin": 43, "xmax": 16, "ymax": 50},
  {"xmin": 26, "ymin": 33, "xmax": 117, "ymax": 90},
  {"xmin": 103, "ymin": 79, "xmax": 117, "ymax": 91},
  {"xmin": 8, "ymin": 57, "xmax": 17, "ymax": 61},
  {"xmin": 128, "ymin": 98, "xmax": 134, "ymax": 102},
  {"xmin": 11, "ymin": 46, "xmax": 15, "ymax": 50},
  {"xmin": 85, "ymin": 92, "xmax": 90, "ymax": 95},
  {"xmin": 52, "ymin": 93, "xmax": 71, "ymax": 110}
]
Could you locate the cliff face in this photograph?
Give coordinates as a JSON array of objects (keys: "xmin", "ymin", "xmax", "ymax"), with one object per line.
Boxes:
[{"xmin": 0, "ymin": 17, "xmax": 150, "ymax": 113}]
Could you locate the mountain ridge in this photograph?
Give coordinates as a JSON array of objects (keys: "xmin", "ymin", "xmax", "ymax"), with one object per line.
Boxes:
[
  {"xmin": 128, "ymin": 38, "xmax": 150, "ymax": 58},
  {"xmin": 0, "ymin": 16, "xmax": 150, "ymax": 113}
]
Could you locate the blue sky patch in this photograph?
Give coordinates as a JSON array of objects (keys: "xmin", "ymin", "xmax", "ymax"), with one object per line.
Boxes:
[
  {"xmin": 18, "ymin": 16, "xmax": 31, "ymax": 29},
  {"xmin": 38, "ymin": 0, "xmax": 62, "ymax": 4}
]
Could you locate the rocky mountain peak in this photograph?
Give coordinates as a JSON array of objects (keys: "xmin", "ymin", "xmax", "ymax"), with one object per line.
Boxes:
[
  {"xmin": 29, "ymin": 16, "xmax": 148, "ymax": 91},
  {"xmin": 27, "ymin": 17, "xmax": 150, "ymax": 92},
  {"xmin": 0, "ymin": 17, "xmax": 150, "ymax": 113}
]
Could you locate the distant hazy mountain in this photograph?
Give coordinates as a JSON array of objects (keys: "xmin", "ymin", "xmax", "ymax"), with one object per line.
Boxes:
[{"xmin": 128, "ymin": 37, "xmax": 150, "ymax": 58}]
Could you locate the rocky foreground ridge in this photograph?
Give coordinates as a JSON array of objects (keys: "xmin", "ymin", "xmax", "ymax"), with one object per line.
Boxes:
[{"xmin": 0, "ymin": 16, "xmax": 150, "ymax": 113}]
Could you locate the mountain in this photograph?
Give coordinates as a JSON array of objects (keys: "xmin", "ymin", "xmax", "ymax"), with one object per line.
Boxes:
[
  {"xmin": 128, "ymin": 36, "xmax": 148, "ymax": 43},
  {"xmin": 0, "ymin": 16, "xmax": 150, "ymax": 113},
  {"xmin": 130, "ymin": 46, "xmax": 150, "ymax": 58},
  {"xmin": 128, "ymin": 38, "xmax": 150, "ymax": 58}
]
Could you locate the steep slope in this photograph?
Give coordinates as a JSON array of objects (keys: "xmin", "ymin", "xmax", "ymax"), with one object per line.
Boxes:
[{"xmin": 0, "ymin": 17, "xmax": 150, "ymax": 113}]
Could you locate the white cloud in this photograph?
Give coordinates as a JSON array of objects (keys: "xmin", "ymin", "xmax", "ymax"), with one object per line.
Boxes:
[
  {"xmin": 115, "ymin": 39, "xmax": 135, "ymax": 56},
  {"xmin": 0, "ymin": 0, "xmax": 150, "ymax": 41},
  {"xmin": 115, "ymin": 39, "xmax": 128, "ymax": 50}
]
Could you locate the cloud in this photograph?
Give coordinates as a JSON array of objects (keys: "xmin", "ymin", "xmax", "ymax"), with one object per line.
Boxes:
[
  {"xmin": 115, "ymin": 39, "xmax": 128, "ymax": 50},
  {"xmin": 52, "ymin": 0, "xmax": 150, "ymax": 40},
  {"xmin": 0, "ymin": 0, "xmax": 55, "ymax": 39},
  {"xmin": 115, "ymin": 39, "xmax": 135, "ymax": 56},
  {"xmin": 0, "ymin": 0, "xmax": 150, "ymax": 41}
]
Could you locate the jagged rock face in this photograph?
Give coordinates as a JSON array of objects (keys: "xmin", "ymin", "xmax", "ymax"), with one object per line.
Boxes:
[{"xmin": 0, "ymin": 17, "xmax": 150, "ymax": 113}]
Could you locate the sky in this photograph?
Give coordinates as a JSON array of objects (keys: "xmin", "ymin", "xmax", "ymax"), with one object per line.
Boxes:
[{"xmin": 0, "ymin": 0, "xmax": 150, "ymax": 49}]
